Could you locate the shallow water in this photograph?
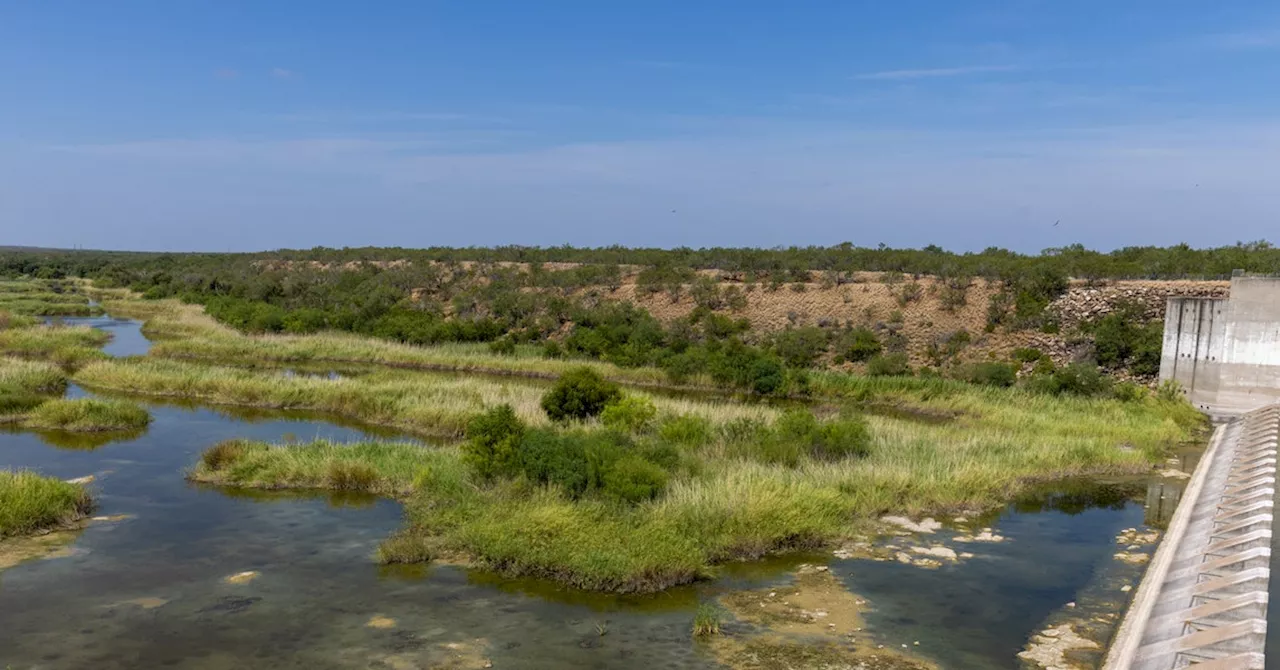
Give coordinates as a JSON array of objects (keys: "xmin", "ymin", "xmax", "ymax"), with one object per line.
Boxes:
[{"xmin": 0, "ymin": 319, "xmax": 1189, "ymax": 669}]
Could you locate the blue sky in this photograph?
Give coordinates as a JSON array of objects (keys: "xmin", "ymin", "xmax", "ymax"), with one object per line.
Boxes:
[{"xmin": 2, "ymin": 1, "xmax": 1279, "ymax": 252}]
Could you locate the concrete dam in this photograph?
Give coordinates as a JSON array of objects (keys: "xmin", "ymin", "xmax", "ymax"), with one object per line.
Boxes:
[{"xmin": 1106, "ymin": 273, "xmax": 1280, "ymax": 669}]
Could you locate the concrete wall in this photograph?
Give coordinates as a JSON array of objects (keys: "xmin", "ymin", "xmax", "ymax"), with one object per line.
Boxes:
[{"xmin": 1161, "ymin": 275, "xmax": 1280, "ymax": 414}]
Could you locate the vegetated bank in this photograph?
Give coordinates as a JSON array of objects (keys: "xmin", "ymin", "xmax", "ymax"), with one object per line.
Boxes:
[
  {"xmin": 0, "ymin": 278, "xmax": 99, "ymax": 317},
  {"xmin": 0, "ymin": 274, "xmax": 1210, "ymax": 590},
  {"xmin": 2, "ymin": 243, "xmax": 1256, "ymax": 394},
  {"xmin": 188, "ymin": 364, "xmax": 1203, "ymax": 592},
  {"xmin": 0, "ymin": 470, "xmax": 94, "ymax": 539},
  {"xmin": 0, "ymin": 334, "xmax": 150, "ymax": 433}
]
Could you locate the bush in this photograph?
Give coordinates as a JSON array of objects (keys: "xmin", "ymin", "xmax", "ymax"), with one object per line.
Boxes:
[
  {"xmin": 600, "ymin": 395, "xmax": 658, "ymax": 433},
  {"xmin": 463, "ymin": 404, "xmax": 526, "ymax": 479},
  {"xmin": 758, "ymin": 409, "xmax": 872, "ymax": 466},
  {"xmin": 200, "ymin": 439, "xmax": 251, "ymax": 470},
  {"xmin": 748, "ymin": 356, "xmax": 785, "ymax": 395},
  {"xmin": 1086, "ymin": 305, "xmax": 1163, "ymax": 377},
  {"xmin": 866, "ymin": 353, "xmax": 911, "ymax": 377},
  {"xmin": 836, "ymin": 327, "xmax": 882, "ymax": 363},
  {"xmin": 771, "ymin": 326, "xmax": 829, "ymax": 368},
  {"xmin": 959, "ymin": 362, "xmax": 1018, "ymax": 387},
  {"xmin": 1012, "ymin": 347, "xmax": 1045, "ymax": 364},
  {"xmin": 541, "ymin": 340, "xmax": 564, "ymax": 359},
  {"xmin": 658, "ymin": 415, "xmax": 712, "ymax": 446},
  {"xmin": 541, "ymin": 367, "xmax": 622, "ymax": 421},
  {"xmin": 1112, "ymin": 381, "xmax": 1149, "ymax": 402},
  {"xmin": 326, "ymin": 461, "xmax": 379, "ymax": 491},
  {"xmin": 282, "ymin": 308, "xmax": 328, "ymax": 334},
  {"xmin": 488, "ymin": 335, "xmax": 517, "ymax": 356},
  {"xmin": 1157, "ymin": 379, "xmax": 1185, "ymax": 402},
  {"xmin": 1025, "ymin": 362, "xmax": 1112, "ymax": 397},
  {"xmin": 602, "ymin": 455, "xmax": 668, "ymax": 503},
  {"xmin": 518, "ymin": 429, "xmax": 590, "ymax": 497}
]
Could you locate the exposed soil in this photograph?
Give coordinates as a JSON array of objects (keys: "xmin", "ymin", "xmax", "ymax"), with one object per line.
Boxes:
[{"xmin": 709, "ymin": 564, "xmax": 936, "ymax": 670}]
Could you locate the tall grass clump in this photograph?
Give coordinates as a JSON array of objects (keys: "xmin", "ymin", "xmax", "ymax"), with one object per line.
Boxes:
[
  {"xmin": 692, "ymin": 603, "xmax": 723, "ymax": 638},
  {"xmin": 0, "ymin": 358, "xmax": 67, "ymax": 394},
  {"xmin": 0, "ymin": 325, "xmax": 111, "ymax": 366},
  {"xmin": 0, "ymin": 470, "xmax": 94, "ymax": 537},
  {"xmin": 190, "ymin": 438, "xmax": 446, "ymax": 496},
  {"xmin": 24, "ymin": 398, "xmax": 152, "ymax": 432},
  {"xmin": 73, "ymin": 358, "xmax": 774, "ymax": 437},
  {"xmin": 0, "ymin": 358, "xmax": 66, "ymax": 417}
]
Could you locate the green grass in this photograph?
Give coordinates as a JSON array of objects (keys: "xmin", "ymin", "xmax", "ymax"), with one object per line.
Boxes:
[
  {"xmin": 0, "ymin": 358, "xmax": 67, "ymax": 417},
  {"xmin": 189, "ymin": 438, "xmax": 446, "ymax": 496},
  {"xmin": 0, "ymin": 311, "xmax": 40, "ymax": 330},
  {"xmin": 0, "ymin": 324, "xmax": 111, "ymax": 367},
  {"xmin": 0, "ymin": 470, "xmax": 94, "ymax": 537},
  {"xmin": 127, "ymin": 300, "xmax": 680, "ymax": 385},
  {"xmin": 22, "ymin": 398, "xmax": 152, "ymax": 432},
  {"xmin": 199, "ymin": 375, "xmax": 1199, "ymax": 593},
  {"xmin": 72, "ymin": 358, "xmax": 774, "ymax": 436},
  {"xmin": 0, "ymin": 297, "xmax": 96, "ymax": 317},
  {"xmin": 692, "ymin": 603, "xmax": 723, "ymax": 637},
  {"xmin": 93, "ymin": 292, "xmax": 1208, "ymax": 592},
  {"xmin": 0, "ymin": 358, "xmax": 68, "ymax": 394}
]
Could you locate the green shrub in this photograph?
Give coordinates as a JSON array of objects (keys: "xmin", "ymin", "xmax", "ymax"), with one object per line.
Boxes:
[
  {"xmin": 771, "ymin": 326, "xmax": 829, "ymax": 368},
  {"xmin": 836, "ymin": 327, "xmax": 882, "ymax": 363},
  {"xmin": 755, "ymin": 409, "xmax": 872, "ymax": 466},
  {"xmin": 602, "ymin": 455, "xmax": 668, "ymax": 503},
  {"xmin": 866, "ymin": 353, "xmax": 911, "ymax": 377},
  {"xmin": 1112, "ymin": 381, "xmax": 1149, "ymax": 402},
  {"xmin": 658, "ymin": 415, "xmax": 712, "ymax": 446},
  {"xmin": 600, "ymin": 395, "xmax": 658, "ymax": 433},
  {"xmin": 326, "ymin": 461, "xmax": 379, "ymax": 491},
  {"xmin": 541, "ymin": 340, "xmax": 564, "ymax": 359},
  {"xmin": 1024, "ymin": 362, "xmax": 1112, "ymax": 397},
  {"xmin": 636, "ymin": 441, "xmax": 682, "ymax": 471},
  {"xmin": 959, "ymin": 362, "xmax": 1018, "ymax": 388},
  {"xmin": 748, "ymin": 356, "xmax": 785, "ymax": 395},
  {"xmin": 201, "ymin": 439, "xmax": 251, "ymax": 470},
  {"xmin": 518, "ymin": 429, "xmax": 590, "ymax": 497},
  {"xmin": 488, "ymin": 335, "xmax": 517, "ymax": 356},
  {"xmin": 812, "ymin": 417, "xmax": 873, "ymax": 461},
  {"xmin": 1012, "ymin": 347, "xmax": 1045, "ymax": 364},
  {"xmin": 1086, "ymin": 305, "xmax": 1163, "ymax": 377},
  {"xmin": 541, "ymin": 367, "xmax": 622, "ymax": 421},
  {"xmin": 463, "ymin": 404, "xmax": 527, "ymax": 479},
  {"xmin": 1157, "ymin": 379, "xmax": 1185, "ymax": 402}
]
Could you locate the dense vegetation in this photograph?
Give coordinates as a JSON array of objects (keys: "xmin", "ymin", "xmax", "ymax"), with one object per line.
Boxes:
[
  {"xmin": 0, "ymin": 275, "xmax": 1208, "ymax": 592},
  {"xmin": 3, "ymin": 242, "xmax": 1256, "ymax": 392},
  {"xmin": 185, "ymin": 360, "xmax": 1198, "ymax": 591},
  {"xmin": 0, "ymin": 470, "xmax": 94, "ymax": 537}
]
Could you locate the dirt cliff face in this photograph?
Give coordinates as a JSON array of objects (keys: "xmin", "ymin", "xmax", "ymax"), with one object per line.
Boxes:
[
  {"xmin": 605, "ymin": 273, "xmax": 1228, "ymax": 372},
  {"xmin": 393, "ymin": 260, "xmax": 1226, "ymax": 375}
]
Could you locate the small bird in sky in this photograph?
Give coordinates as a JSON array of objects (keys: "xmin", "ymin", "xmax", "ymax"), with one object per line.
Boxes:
[{"xmin": 1053, "ymin": 219, "xmax": 1060, "ymax": 227}]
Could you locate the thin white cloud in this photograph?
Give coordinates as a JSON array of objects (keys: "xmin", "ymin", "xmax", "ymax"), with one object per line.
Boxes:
[
  {"xmin": 854, "ymin": 65, "xmax": 1018, "ymax": 80},
  {"xmin": 271, "ymin": 67, "xmax": 294, "ymax": 78}
]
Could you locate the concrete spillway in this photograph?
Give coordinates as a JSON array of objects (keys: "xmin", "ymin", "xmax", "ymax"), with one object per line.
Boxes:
[
  {"xmin": 1107, "ymin": 273, "xmax": 1280, "ymax": 668},
  {"xmin": 1162, "ymin": 273, "xmax": 1280, "ymax": 415}
]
